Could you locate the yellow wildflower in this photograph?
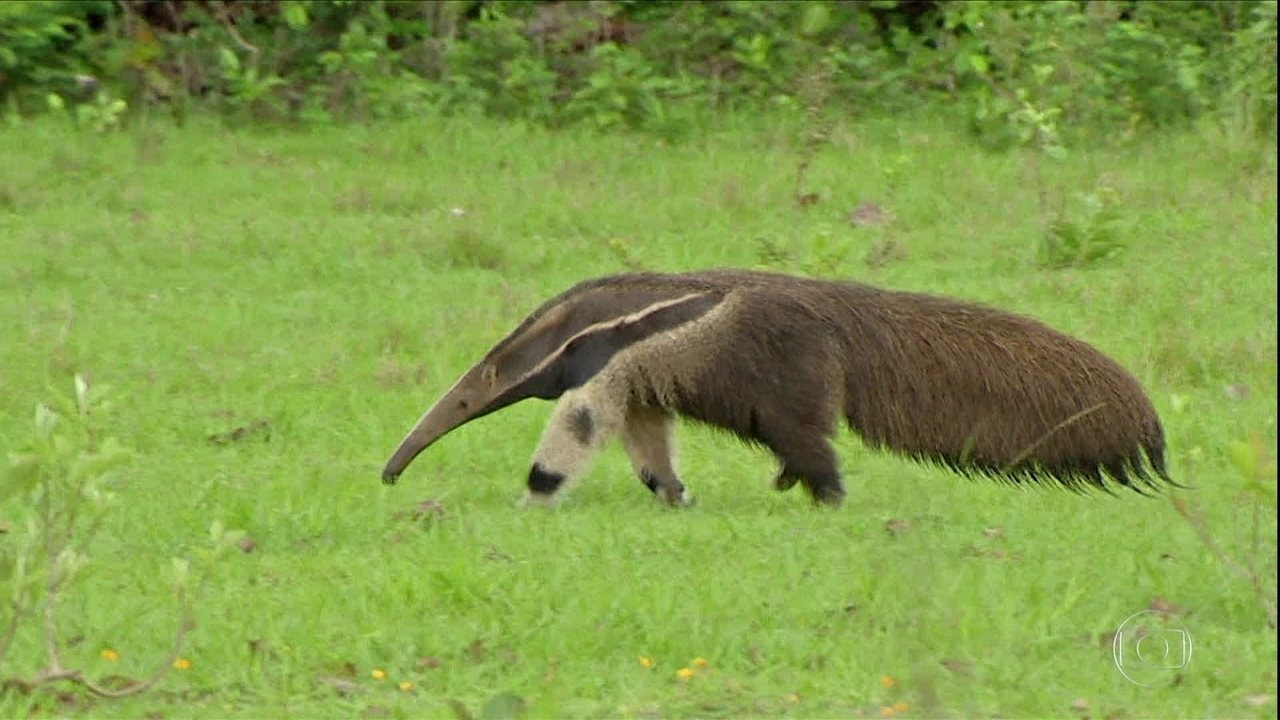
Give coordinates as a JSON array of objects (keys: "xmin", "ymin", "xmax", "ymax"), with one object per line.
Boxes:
[
  {"xmin": 881, "ymin": 707, "xmax": 897, "ymax": 717},
  {"xmin": 172, "ymin": 657, "xmax": 193, "ymax": 671},
  {"xmin": 100, "ymin": 649, "xmax": 120, "ymax": 662},
  {"xmin": 370, "ymin": 668, "xmax": 387, "ymax": 680},
  {"xmin": 692, "ymin": 657, "xmax": 710, "ymax": 668},
  {"xmin": 893, "ymin": 701, "xmax": 911, "ymax": 713},
  {"xmin": 638, "ymin": 656, "xmax": 655, "ymax": 668},
  {"xmin": 676, "ymin": 667, "xmax": 696, "ymax": 680},
  {"xmin": 786, "ymin": 693, "xmax": 802, "ymax": 703},
  {"xmin": 399, "ymin": 681, "xmax": 414, "ymax": 692},
  {"xmin": 880, "ymin": 675, "xmax": 897, "ymax": 689}
]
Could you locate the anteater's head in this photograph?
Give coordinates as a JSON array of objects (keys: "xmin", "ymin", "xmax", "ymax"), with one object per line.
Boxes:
[{"xmin": 380, "ymin": 280, "xmax": 723, "ymax": 484}]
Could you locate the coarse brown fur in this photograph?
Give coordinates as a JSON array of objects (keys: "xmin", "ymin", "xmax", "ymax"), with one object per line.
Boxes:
[{"xmin": 382, "ymin": 268, "xmax": 1178, "ymax": 506}]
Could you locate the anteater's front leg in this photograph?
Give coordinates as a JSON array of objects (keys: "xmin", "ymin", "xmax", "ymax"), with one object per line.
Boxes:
[
  {"xmin": 621, "ymin": 405, "xmax": 689, "ymax": 506},
  {"xmin": 524, "ymin": 384, "xmax": 624, "ymax": 506}
]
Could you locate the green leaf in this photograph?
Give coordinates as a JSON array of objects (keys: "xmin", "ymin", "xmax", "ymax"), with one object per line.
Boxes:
[
  {"xmin": 800, "ymin": 3, "xmax": 832, "ymax": 37},
  {"xmin": 283, "ymin": 1, "xmax": 310, "ymax": 30},
  {"xmin": 172, "ymin": 557, "xmax": 190, "ymax": 585},
  {"xmin": 218, "ymin": 47, "xmax": 241, "ymax": 74},
  {"xmin": 74, "ymin": 373, "xmax": 89, "ymax": 415},
  {"xmin": 51, "ymin": 434, "xmax": 72, "ymax": 459},
  {"xmin": 447, "ymin": 699, "xmax": 476, "ymax": 720},
  {"xmin": 2, "ymin": 453, "xmax": 41, "ymax": 505},
  {"xmin": 1043, "ymin": 144, "xmax": 1068, "ymax": 160},
  {"xmin": 967, "ymin": 53, "xmax": 990, "ymax": 75},
  {"xmin": 68, "ymin": 437, "xmax": 131, "ymax": 486},
  {"xmin": 56, "ymin": 548, "xmax": 88, "ymax": 578},
  {"xmin": 1243, "ymin": 478, "xmax": 1269, "ymax": 496},
  {"xmin": 1228, "ymin": 440, "xmax": 1259, "ymax": 480},
  {"xmin": 479, "ymin": 693, "xmax": 526, "ymax": 720},
  {"xmin": 222, "ymin": 529, "xmax": 248, "ymax": 548},
  {"xmin": 34, "ymin": 403, "xmax": 59, "ymax": 440}
]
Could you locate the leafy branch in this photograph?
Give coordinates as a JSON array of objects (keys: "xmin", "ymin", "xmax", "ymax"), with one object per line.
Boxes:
[
  {"xmin": 0, "ymin": 374, "xmax": 237, "ymax": 700},
  {"xmin": 1172, "ymin": 435, "xmax": 1278, "ymax": 630}
]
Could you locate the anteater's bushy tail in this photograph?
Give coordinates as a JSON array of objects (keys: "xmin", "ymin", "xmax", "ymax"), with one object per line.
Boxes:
[{"xmin": 835, "ymin": 287, "xmax": 1180, "ymax": 495}]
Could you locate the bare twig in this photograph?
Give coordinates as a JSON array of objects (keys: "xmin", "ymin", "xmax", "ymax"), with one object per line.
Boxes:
[
  {"xmin": 78, "ymin": 586, "xmax": 195, "ymax": 698},
  {"xmin": 1002, "ymin": 402, "xmax": 1108, "ymax": 472},
  {"xmin": 38, "ymin": 476, "xmax": 63, "ymax": 673},
  {"xmin": 0, "ymin": 598, "xmax": 30, "ymax": 664},
  {"xmin": 166, "ymin": 0, "xmax": 195, "ymax": 99},
  {"xmin": 2, "ymin": 667, "xmax": 84, "ymax": 694},
  {"xmin": 794, "ymin": 57, "xmax": 835, "ymax": 209},
  {"xmin": 42, "ymin": 570, "xmax": 64, "ymax": 672},
  {"xmin": 1174, "ymin": 496, "xmax": 1278, "ymax": 629},
  {"xmin": 4, "ymin": 384, "xmax": 197, "ymax": 698},
  {"xmin": 114, "ymin": 0, "xmax": 138, "ymax": 37},
  {"xmin": 2, "ymin": 585, "xmax": 195, "ymax": 698},
  {"xmin": 213, "ymin": 1, "xmax": 260, "ymax": 56}
]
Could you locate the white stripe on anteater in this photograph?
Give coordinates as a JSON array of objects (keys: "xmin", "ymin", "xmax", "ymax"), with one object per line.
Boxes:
[{"xmin": 522, "ymin": 292, "xmax": 733, "ymax": 506}]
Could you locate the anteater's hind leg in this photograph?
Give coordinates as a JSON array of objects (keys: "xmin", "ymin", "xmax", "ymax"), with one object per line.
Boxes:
[
  {"xmin": 771, "ymin": 434, "xmax": 846, "ymax": 506},
  {"xmin": 773, "ymin": 435, "xmax": 844, "ymax": 502},
  {"xmin": 751, "ymin": 370, "xmax": 847, "ymax": 505},
  {"xmin": 621, "ymin": 406, "xmax": 689, "ymax": 506},
  {"xmin": 774, "ymin": 471, "xmax": 800, "ymax": 492},
  {"xmin": 523, "ymin": 384, "xmax": 624, "ymax": 507}
]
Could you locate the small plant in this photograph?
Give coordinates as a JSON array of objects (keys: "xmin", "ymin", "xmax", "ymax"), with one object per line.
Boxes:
[
  {"xmin": 604, "ymin": 237, "xmax": 644, "ymax": 270},
  {"xmin": 564, "ymin": 42, "xmax": 703, "ymax": 136},
  {"xmin": 443, "ymin": 228, "xmax": 506, "ymax": 271},
  {"xmin": 1174, "ymin": 434, "xmax": 1277, "ymax": 629},
  {"xmin": 803, "ymin": 227, "xmax": 857, "ymax": 277},
  {"xmin": 792, "ymin": 56, "xmax": 836, "ymax": 208},
  {"xmin": 448, "ymin": 690, "xmax": 527, "ymax": 720},
  {"xmin": 45, "ymin": 90, "xmax": 127, "ymax": 134},
  {"xmin": 753, "ymin": 235, "xmax": 792, "ymax": 270},
  {"xmin": 752, "ymin": 227, "xmax": 855, "ymax": 278},
  {"xmin": 0, "ymin": 374, "xmax": 235, "ymax": 699},
  {"xmin": 1039, "ymin": 186, "xmax": 1127, "ymax": 269},
  {"xmin": 439, "ymin": 11, "xmax": 557, "ymax": 126},
  {"xmin": 217, "ymin": 47, "xmax": 286, "ymax": 122}
]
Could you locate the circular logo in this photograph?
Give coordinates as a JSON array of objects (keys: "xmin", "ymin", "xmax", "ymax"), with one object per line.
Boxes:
[{"xmin": 1112, "ymin": 610, "xmax": 1193, "ymax": 687}]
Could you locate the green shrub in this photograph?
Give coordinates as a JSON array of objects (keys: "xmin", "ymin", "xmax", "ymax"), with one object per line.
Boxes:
[
  {"xmin": 2, "ymin": 374, "xmax": 242, "ymax": 699},
  {"xmin": 1039, "ymin": 187, "xmax": 1127, "ymax": 270},
  {"xmin": 0, "ymin": 1, "xmax": 107, "ymax": 114},
  {"xmin": 0, "ymin": 1, "xmax": 1273, "ymax": 143}
]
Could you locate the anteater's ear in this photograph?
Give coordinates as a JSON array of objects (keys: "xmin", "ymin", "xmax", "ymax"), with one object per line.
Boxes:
[{"xmin": 478, "ymin": 291, "xmax": 723, "ymax": 413}]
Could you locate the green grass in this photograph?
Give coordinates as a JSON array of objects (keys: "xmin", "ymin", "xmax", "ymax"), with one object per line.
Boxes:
[{"xmin": 0, "ymin": 111, "xmax": 1276, "ymax": 719}]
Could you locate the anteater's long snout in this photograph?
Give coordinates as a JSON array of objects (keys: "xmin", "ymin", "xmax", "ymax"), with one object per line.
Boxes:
[
  {"xmin": 381, "ymin": 364, "xmax": 529, "ymax": 485},
  {"xmin": 381, "ymin": 378, "xmax": 481, "ymax": 484}
]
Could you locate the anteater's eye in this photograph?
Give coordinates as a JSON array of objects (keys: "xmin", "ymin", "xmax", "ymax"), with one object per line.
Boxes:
[{"xmin": 458, "ymin": 400, "xmax": 470, "ymax": 410}]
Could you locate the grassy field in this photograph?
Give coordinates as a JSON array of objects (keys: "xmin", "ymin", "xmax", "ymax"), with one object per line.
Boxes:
[{"xmin": 0, "ymin": 111, "xmax": 1276, "ymax": 719}]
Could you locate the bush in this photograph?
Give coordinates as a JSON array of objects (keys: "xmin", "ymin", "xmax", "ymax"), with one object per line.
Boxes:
[
  {"xmin": 0, "ymin": 1, "xmax": 109, "ymax": 114},
  {"xmin": 0, "ymin": 0, "xmax": 1274, "ymax": 143}
]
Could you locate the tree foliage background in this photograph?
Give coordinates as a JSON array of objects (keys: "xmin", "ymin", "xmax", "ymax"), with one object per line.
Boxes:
[{"xmin": 1, "ymin": 0, "xmax": 1276, "ymax": 143}]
